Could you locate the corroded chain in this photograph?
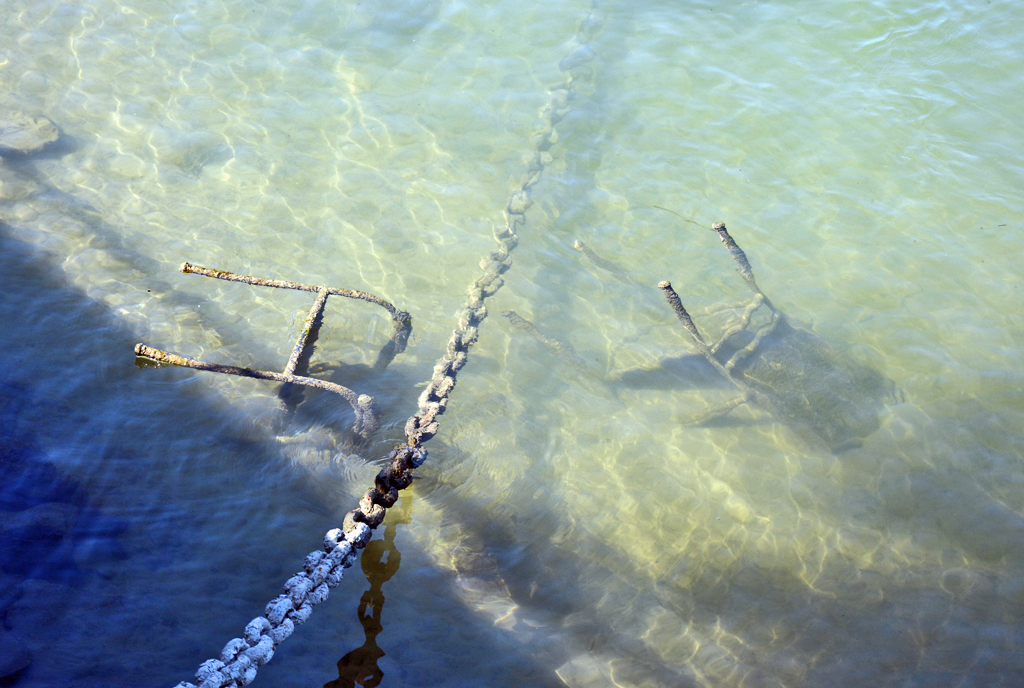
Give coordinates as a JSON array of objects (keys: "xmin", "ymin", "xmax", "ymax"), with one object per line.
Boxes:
[
  {"xmin": 173, "ymin": 4, "xmax": 601, "ymax": 686},
  {"xmin": 174, "ymin": 526, "xmax": 368, "ymax": 688}
]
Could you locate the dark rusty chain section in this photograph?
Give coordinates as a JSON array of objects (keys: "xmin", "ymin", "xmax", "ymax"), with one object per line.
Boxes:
[{"xmin": 173, "ymin": 4, "xmax": 602, "ymax": 686}]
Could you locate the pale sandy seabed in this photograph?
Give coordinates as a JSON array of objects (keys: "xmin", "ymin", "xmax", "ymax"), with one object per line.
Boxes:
[{"xmin": 2, "ymin": 1, "xmax": 1024, "ymax": 686}]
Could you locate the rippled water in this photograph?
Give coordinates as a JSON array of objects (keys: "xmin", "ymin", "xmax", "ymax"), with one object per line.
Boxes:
[{"xmin": 2, "ymin": 0, "xmax": 1023, "ymax": 686}]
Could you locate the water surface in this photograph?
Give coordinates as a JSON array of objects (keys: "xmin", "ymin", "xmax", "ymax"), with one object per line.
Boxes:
[{"xmin": 1, "ymin": 0, "xmax": 1023, "ymax": 686}]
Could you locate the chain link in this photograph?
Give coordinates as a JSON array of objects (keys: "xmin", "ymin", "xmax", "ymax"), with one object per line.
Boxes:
[{"xmin": 173, "ymin": 5, "xmax": 601, "ymax": 685}]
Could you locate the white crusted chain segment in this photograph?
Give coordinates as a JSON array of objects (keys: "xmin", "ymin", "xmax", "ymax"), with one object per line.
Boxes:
[{"xmin": 173, "ymin": 523, "xmax": 370, "ymax": 688}]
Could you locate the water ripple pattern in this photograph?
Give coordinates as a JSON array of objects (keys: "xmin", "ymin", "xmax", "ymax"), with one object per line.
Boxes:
[
  {"xmin": 1, "ymin": 0, "xmax": 1024, "ymax": 687},
  {"xmin": 168, "ymin": 3, "xmax": 602, "ymax": 687}
]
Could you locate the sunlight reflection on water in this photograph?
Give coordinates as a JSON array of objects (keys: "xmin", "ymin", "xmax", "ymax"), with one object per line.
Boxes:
[{"xmin": 2, "ymin": 0, "xmax": 1023, "ymax": 686}]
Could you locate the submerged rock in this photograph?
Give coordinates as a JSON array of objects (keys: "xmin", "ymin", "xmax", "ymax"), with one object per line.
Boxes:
[{"xmin": 0, "ymin": 112, "xmax": 59, "ymax": 156}]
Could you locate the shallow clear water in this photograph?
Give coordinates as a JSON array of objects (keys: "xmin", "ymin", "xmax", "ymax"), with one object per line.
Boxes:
[{"xmin": 2, "ymin": 0, "xmax": 1023, "ymax": 686}]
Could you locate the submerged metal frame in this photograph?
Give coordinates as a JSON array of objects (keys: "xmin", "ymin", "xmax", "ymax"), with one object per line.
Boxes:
[{"xmin": 134, "ymin": 262, "xmax": 412, "ymax": 440}]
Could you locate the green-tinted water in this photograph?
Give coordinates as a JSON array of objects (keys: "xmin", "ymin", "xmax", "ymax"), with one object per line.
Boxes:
[{"xmin": 2, "ymin": 0, "xmax": 1023, "ymax": 686}]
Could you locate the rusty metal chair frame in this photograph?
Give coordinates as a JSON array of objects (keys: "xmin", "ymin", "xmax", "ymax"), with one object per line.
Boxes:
[{"xmin": 134, "ymin": 262, "xmax": 412, "ymax": 440}]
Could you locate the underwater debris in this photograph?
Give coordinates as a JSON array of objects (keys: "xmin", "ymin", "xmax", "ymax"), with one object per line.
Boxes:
[
  {"xmin": 659, "ymin": 224, "xmax": 894, "ymax": 452},
  {"xmin": 151, "ymin": 4, "xmax": 599, "ymax": 684},
  {"xmin": 134, "ymin": 262, "xmax": 411, "ymax": 441},
  {"xmin": 503, "ymin": 309, "xmax": 594, "ymax": 378},
  {"xmin": 522, "ymin": 224, "xmax": 897, "ymax": 453}
]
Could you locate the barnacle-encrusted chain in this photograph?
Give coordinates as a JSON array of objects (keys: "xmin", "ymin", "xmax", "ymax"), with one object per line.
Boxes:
[{"xmin": 172, "ymin": 4, "xmax": 602, "ymax": 686}]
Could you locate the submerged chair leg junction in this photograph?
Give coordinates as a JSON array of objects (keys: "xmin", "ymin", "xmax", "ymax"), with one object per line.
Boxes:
[{"xmin": 134, "ymin": 263, "xmax": 411, "ymax": 441}]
